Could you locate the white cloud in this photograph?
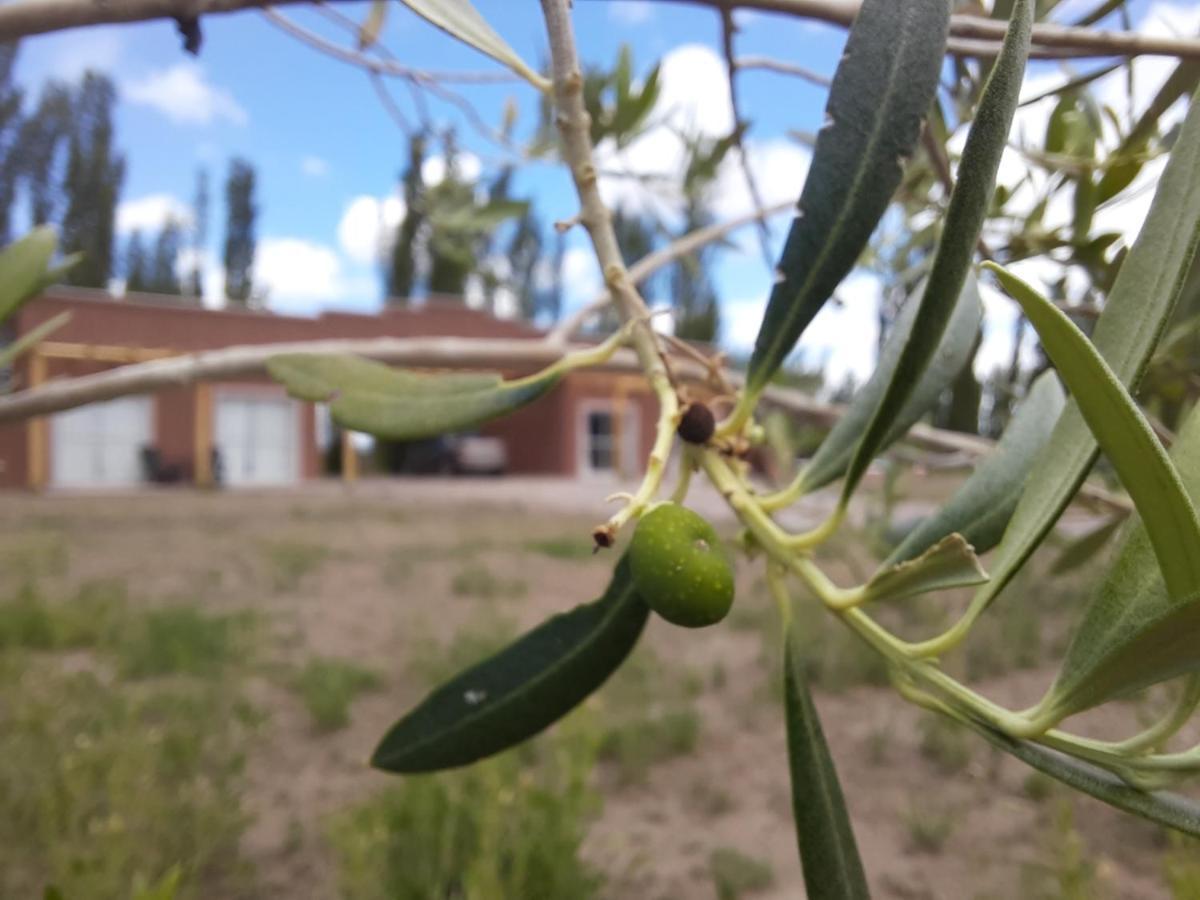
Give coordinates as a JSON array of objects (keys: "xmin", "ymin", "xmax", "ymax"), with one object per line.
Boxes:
[
  {"xmin": 337, "ymin": 194, "xmax": 406, "ymax": 265},
  {"xmin": 301, "ymin": 155, "xmax": 330, "ymax": 177},
  {"xmin": 253, "ymin": 237, "xmax": 375, "ymax": 314},
  {"xmin": 561, "ymin": 246, "xmax": 603, "ymax": 309},
  {"xmin": 724, "ymin": 271, "xmax": 881, "ymax": 389},
  {"xmin": 609, "ymin": 1, "xmax": 653, "ymax": 25},
  {"xmin": 116, "ymin": 194, "xmax": 193, "ymax": 234},
  {"xmin": 124, "ymin": 62, "xmax": 248, "ymax": 126},
  {"xmin": 421, "ymin": 152, "xmax": 482, "ymax": 187}
]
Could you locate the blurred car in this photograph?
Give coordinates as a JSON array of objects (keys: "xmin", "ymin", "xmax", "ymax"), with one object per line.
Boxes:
[{"xmin": 448, "ymin": 434, "xmax": 507, "ymax": 475}]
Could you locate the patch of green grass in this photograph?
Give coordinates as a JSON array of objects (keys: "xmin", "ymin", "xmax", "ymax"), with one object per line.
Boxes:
[
  {"xmin": 0, "ymin": 530, "xmax": 69, "ymax": 581},
  {"xmin": 0, "ymin": 580, "xmax": 126, "ymax": 651},
  {"xmin": 903, "ymin": 801, "xmax": 956, "ymax": 854},
  {"xmin": 0, "ymin": 652, "xmax": 253, "ymax": 899},
  {"xmin": 710, "ymin": 847, "xmax": 775, "ymax": 900},
  {"xmin": 1023, "ymin": 771, "xmax": 1055, "ymax": 804},
  {"xmin": 918, "ymin": 714, "xmax": 973, "ymax": 775},
  {"xmin": 594, "ymin": 646, "xmax": 702, "ymax": 784},
  {"xmin": 260, "ymin": 539, "xmax": 329, "ymax": 592},
  {"xmin": 328, "ymin": 719, "xmax": 602, "ymax": 900},
  {"xmin": 1164, "ymin": 833, "xmax": 1200, "ymax": 899},
  {"xmin": 115, "ymin": 606, "xmax": 248, "ymax": 679},
  {"xmin": 293, "ymin": 657, "xmax": 383, "ymax": 732},
  {"xmin": 524, "ymin": 537, "xmax": 595, "ymax": 561},
  {"xmin": 407, "ymin": 614, "xmax": 517, "ymax": 688},
  {"xmin": 450, "ymin": 562, "xmax": 527, "ymax": 600},
  {"xmin": 1021, "ymin": 802, "xmax": 1107, "ymax": 900}
]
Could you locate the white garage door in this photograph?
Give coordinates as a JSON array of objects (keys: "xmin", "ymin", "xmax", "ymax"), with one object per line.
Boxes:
[
  {"xmin": 215, "ymin": 392, "xmax": 300, "ymax": 486},
  {"xmin": 51, "ymin": 396, "xmax": 153, "ymax": 488}
]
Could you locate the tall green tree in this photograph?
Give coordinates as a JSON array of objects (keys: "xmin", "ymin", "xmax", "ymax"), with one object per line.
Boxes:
[
  {"xmin": 60, "ymin": 72, "xmax": 124, "ymax": 289},
  {"xmin": 15, "ymin": 80, "xmax": 70, "ymax": 228},
  {"xmin": 188, "ymin": 168, "xmax": 208, "ymax": 297},
  {"xmin": 0, "ymin": 43, "xmax": 24, "ymax": 245},
  {"xmin": 386, "ymin": 131, "xmax": 427, "ymax": 304},
  {"xmin": 147, "ymin": 219, "xmax": 183, "ymax": 295},
  {"xmin": 222, "ymin": 157, "xmax": 256, "ymax": 305},
  {"xmin": 124, "ymin": 230, "xmax": 148, "ymax": 293}
]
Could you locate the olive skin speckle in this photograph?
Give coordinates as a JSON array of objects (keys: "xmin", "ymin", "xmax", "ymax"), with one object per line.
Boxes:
[{"xmin": 628, "ymin": 503, "xmax": 735, "ymax": 628}]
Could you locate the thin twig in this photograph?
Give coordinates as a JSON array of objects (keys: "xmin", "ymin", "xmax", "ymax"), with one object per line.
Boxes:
[
  {"xmin": 548, "ymin": 199, "xmax": 792, "ymax": 343},
  {"xmin": 719, "ymin": 7, "xmax": 775, "ymax": 272},
  {"xmin": 258, "ymin": 8, "xmax": 514, "ymax": 83},
  {"xmin": 735, "ymin": 55, "xmax": 831, "ymax": 87}
]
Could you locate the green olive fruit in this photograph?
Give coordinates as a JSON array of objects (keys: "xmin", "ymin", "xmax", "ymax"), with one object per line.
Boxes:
[{"xmin": 628, "ymin": 503, "xmax": 735, "ymax": 628}]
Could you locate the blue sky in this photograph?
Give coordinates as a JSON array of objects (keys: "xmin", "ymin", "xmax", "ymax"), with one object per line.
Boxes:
[{"xmin": 12, "ymin": 0, "xmax": 1197, "ymax": 388}]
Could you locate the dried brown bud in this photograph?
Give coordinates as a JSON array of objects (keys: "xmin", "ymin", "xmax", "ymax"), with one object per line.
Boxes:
[
  {"xmin": 592, "ymin": 524, "xmax": 616, "ymax": 550},
  {"xmin": 676, "ymin": 401, "xmax": 716, "ymax": 445}
]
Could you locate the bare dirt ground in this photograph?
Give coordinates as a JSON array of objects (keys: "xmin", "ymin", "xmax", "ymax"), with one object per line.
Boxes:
[{"xmin": 0, "ymin": 478, "xmax": 1193, "ymax": 899}]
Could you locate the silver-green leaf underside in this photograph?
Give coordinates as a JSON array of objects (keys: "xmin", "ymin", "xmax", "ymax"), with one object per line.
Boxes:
[
  {"xmin": 1036, "ymin": 405, "xmax": 1200, "ymax": 721},
  {"xmin": 864, "ymin": 534, "xmax": 988, "ymax": 604},
  {"xmin": 987, "ymin": 263, "xmax": 1200, "ymax": 602},
  {"xmin": 398, "ymin": 0, "xmax": 549, "ymax": 89},
  {"xmin": 886, "ymin": 370, "xmax": 1065, "ymax": 566},
  {"xmin": 800, "ymin": 274, "xmax": 982, "ymax": 494},
  {"xmin": 266, "ymin": 353, "xmax": 556, "ymax": 441},
  {"xmin": 784, "ymin": 626, "xmax": 870, "ymax": 899},
  {"xmin": 965, "ymin": 86, "xmax": 1200, "ymax": 621},
  {"xmin": 744, "ymin": 0, "xmax": 950, "ymax": 396},
  {"xmin": 838, "ymin": 0, "xmax": 1033, "ymax": 505}
]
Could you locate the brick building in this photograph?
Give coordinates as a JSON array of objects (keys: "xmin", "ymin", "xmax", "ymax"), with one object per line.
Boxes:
[{"xmin": 0, "ymin": 288, "xmax": 659, "ymax": 490}]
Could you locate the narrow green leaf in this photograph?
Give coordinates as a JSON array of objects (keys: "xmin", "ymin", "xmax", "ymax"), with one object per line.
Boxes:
[
  {"xmin": 885, "ymin": 371, "xmax": 1065, "ymax": 566},
  {"xmin": 986, "ymin": 262, "xmax": 1200, "ymax": 601},
  {"xmin": 0, "ymin": 311, "xmax": 70, "ymax": 369},
  {"xmin": 964, "ymin": 87, "xmax": 1200, "ymax": 624},
  {"xmin": 0, "ymin": 226, "xmax": 61, "ymax": 325},
  {"xmin": 744, "ymin": 0, "xmax": 949, "ymax": 395},
  {"xmin": 839, "ymin": 0, "xmax": 1032, "ymax": 503},
  {"xmin": 372, "ymin": 556, "xmax": 649, "ymax": 773},
  {"xmin": 266, "ymin": 353, "xmax": 501, "ymax": 401},
  {"xmin": 972, "ymin": 722, "xmax": 1200, "ymax": 838},
  {"xmin": 1036, "ymin": 406, "xmax": 1200, "ymax": 720},
  {"xmin": 864, "ymin": 534, "xmax": 988, "ymax": 604},
  {"xmin": 784, "ymin": 628, "xmax": 870, "ymax": 899},
  {"xmin": 1050, "ymin": 516, "xmax": 1124, "ymax": 575},
  {"xmin": 267, "ymin": 353, "xmax": 554, "ymax": 441},
  {"xmin": 397, "ymin": 0, "xmax": 549, "ymax": 89},
  {"xmin": 800, "ymin": 274, "xmax": 982, "ymax": 493}
]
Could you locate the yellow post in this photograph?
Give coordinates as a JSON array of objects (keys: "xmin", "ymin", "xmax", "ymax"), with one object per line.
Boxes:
[
  {"xmin": 194, "ymin": 383, "xmax": 212, "ymax": 486},
  {"xmin": 26, "ymin": 352, "xmax": 47, "ymax": 490},
  {"xmin": 341, "ymin": 429, "xmax": 358, "ymax": 483}
]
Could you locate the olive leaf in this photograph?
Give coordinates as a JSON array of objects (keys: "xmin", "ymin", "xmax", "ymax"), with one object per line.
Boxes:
[
  {"xmin": 863, "ymin": 534, "xmax": 988, "ymax": 605},
  {"xmin": 971, "ymin": 721, "xmax": 1200, "ymax": 838},
  {"xmin": 986, "ymin": 263, "xmax": 1200, "ymax": 601},
  {"xmin": 0, "ymin": 226, "xmax": 77, "ymax": 326},
  {"xmin": 266, "ymin": 353, "xmax": 556, "ymax": 441},
  {"xmin": 397, "ymin": 0, "xmax": 549, "ymax": 90},
  {"xmin": 1050, "ymin": 515, "xmax": 1124, "ymax": 576},
  {"xmin": 372, "ymin": 556, "xmax": 649, "ymax": 773},
  {"xmin": 885, "ymin": 370, "xmax": 1065, "ymax": 566},
  {"xmin": 1033, "ymin": 405, "xmax": 1200, "ymax": 722},
  {"xmin": 784, "ymin": 626, "xmax": 870, "ymax": 899},
  {"xmin": 961, "ymin": 86, "xmax": 1200, "ymax": 625},
  {"xmin": 838, "ymin": 0, "xmax": 1032, "ymax": 505},
  {"xmin": 743, "ymin": 0, "xmax": 949, "ymax": 396},
  {"xmin": 799, "ymin": 274, "xmax": 982, "ymax": 494}
]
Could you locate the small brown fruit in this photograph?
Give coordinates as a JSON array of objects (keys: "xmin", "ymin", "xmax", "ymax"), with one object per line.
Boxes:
[{"xmin": 677, "ymin": 401, "xmax": 715, "ymax": 445}]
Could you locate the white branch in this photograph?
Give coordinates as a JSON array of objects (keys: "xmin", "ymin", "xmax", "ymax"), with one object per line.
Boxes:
[{"xmin": 0, "ymin": 0, "xmax": 1195, "ymax": 60}]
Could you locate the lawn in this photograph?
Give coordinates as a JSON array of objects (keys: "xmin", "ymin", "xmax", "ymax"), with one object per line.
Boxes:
[{"xmin": 0, "ymin": 483, "xmax": 1194, "ymax": 899}]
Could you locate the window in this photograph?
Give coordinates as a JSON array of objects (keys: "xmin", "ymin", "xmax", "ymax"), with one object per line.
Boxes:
[{"xmin": 587, "ymin": 410, "xmax": 614, "ymax": 470}]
